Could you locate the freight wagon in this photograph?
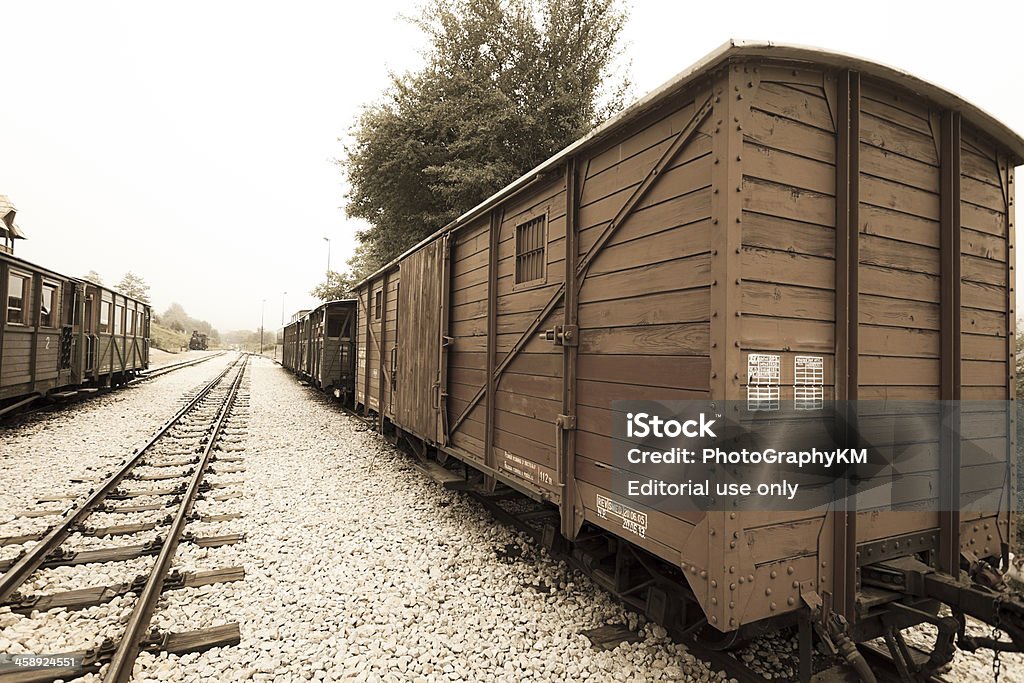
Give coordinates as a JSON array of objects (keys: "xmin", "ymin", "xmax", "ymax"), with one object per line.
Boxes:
[
  {"xmin": 281, "ymin": 300, "xmax": 357, "ymax": 403},
  {"xmin": 1, "ymin": 214, "xmax": 150, "ymax": 416},
  {"xmin": 352, "ymin": 41, "xmax": 1024, "ymax": 678}
]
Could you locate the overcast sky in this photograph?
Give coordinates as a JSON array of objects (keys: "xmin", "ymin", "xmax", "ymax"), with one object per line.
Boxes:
[{"xmin": 2, "ymin": 1, "xmax": 1022, "ymax": 331}]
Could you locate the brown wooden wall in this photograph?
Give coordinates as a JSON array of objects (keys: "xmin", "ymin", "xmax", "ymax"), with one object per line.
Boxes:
[
  {"xmin": 356, "ymin": 55, "xmax": 1018, "ymax": 634},
  {"xmin": 447, "ymin": 216, "xmax": 490, "ymax": 461}
]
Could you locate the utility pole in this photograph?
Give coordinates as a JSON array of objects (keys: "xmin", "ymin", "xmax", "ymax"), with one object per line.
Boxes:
[
  {"xmin": 260, "ymin": 298, "xmax": 266, "ymax": 355},
  {"xmin": 281, "ymin": 291, "xmax": 287, "ymax": 326},
  {"xmin": 324, "ymin": 236, "xmax": 331, "ymax": 274}
]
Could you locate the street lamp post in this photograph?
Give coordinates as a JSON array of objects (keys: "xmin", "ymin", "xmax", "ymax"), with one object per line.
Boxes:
[
  {"xmin": 281, "ymin": 291, "xmax": 287, "ymax": 326},
  {"xmin": 324, "ymin": 236, "xmax": 331, "ymax": 274},
  {"xmin": 260, "ymin": 299, "xmax": 266, "ymax": 355}
]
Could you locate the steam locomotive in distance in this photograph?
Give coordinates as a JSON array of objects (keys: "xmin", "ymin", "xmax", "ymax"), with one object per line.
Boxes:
[{"xmin": 188, "ymin": 330, "xmax": 209, "ymax": 351}]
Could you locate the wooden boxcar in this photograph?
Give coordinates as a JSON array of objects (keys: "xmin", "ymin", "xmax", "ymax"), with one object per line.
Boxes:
[
  {"xmin": 281, "ymin": 301, "xmax": 357, "ymax": 403},
  {"xmin": 353, "ymin": 41, "xmax": 1023, "ymax": 667},
  {"xmin": 1, "ymin": 251, "xmax": 150, "ymax": 414}
]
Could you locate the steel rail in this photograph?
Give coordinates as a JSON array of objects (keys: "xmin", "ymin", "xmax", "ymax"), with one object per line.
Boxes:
[
  {"xmin": 104, "ymin": 355, "xmax": 248, "ymax": 683},
  {"xmin": 0, "ymin": 354, "xmax": 244, "ymax": 602},
  {"xmin": 133, "ymin": 350, "xmax": 228, "ymax": 382}
]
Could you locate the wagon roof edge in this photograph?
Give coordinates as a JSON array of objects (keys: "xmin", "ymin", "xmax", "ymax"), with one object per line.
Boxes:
[{"xmin": 353, "ymin": 38, "xmax": 1024, "ymax": 289}]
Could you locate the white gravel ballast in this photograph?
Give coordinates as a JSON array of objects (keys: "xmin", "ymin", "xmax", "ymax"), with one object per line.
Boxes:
[{"xmin": 129, "ymin": 357, "xmax": 724, "ymax": 682}]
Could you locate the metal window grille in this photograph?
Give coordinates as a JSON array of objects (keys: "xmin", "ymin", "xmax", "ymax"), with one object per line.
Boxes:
[
  {"xmin": 794, "ymin": 356, "xmax": 824, "ymax": 410},
  {"xmin": 747, "ymin": 353, "xmax": 780, "ymax": 411},
  {"xmin": 515, "ymin": 215, "xmax": 546, "ymax": 284}
]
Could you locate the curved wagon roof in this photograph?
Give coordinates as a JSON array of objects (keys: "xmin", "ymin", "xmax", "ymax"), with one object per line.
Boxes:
[{"xmin": 356, "ymin": 39, "xmax": 1024, "ymax": 288}]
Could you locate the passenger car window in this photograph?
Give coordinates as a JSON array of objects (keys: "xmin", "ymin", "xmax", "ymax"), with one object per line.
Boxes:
[
  {"xmin": 40, "ymin": 283, "xmax": 58, "ymax": 327},
  {"xmin": 7, "ymin": 273, "xmax": 28, "ymax": 324},
  {"xmin": 99, "ymin": 301, "xmax": 111, "ymax": 333}
]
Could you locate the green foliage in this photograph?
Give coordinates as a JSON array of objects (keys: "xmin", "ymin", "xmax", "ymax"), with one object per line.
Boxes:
[
  {"xmin": 82, "ymin": 270, "xmax": 103, "ymax": 285},
  {"xmin": 160, "ymin": 302, "xmax": 220, "ymax": 344},
  {"xmin": 310, "ymin": 248, "xmax": 377, "ymax": 301},
  {"xmin": 341, "ymin": 0, "xmax": 630, "ymax": 271},
  {"xmin": 115, "ymin": 271, "xmax": 151, "ymax": 303}
]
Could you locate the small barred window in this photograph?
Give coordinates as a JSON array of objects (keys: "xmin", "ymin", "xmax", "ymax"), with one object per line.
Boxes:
[{"xmin": 515, "ymin": 215, "xmax": 546, "ymax": 285}]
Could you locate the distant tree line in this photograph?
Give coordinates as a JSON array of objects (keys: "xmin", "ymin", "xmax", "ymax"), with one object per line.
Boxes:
[{"xmin": 313, "ymin": 0, "xmax": 631, "ymax": 301}]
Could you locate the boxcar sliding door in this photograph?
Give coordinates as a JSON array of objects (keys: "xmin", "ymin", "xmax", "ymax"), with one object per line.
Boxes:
[{"xmin": 395, "ymin": 239, "xmax": 445, "ymax": 444}]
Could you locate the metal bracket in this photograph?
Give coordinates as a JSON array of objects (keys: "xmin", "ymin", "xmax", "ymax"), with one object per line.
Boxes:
[
  {"xmin": 556, "ymin": 414, "xmax": 576, "ymax": 430},
  {"xmin": 540, "ymin": 324, "xmax": 578, "ymax": 346}
]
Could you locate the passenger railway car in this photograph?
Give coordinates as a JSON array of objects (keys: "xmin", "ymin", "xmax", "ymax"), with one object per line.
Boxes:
[
  {"xmin": 1, "ymin": 200, "xmax": 150, "ymax": 416},
  {"xmin": 281, "ymin": 300, "xmax": 357, "ymax": 403},
  {"xmin": 351, "ymin": 41, "xmax": 1024, "ymax": 677}
]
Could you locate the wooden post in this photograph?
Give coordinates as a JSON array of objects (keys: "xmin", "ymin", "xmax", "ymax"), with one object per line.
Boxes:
[
  {"xmin": 378, "ymin": 271, "xmax": 389, "ymax": 433},
  {"xmin": 938, "ymin": 111, "xmax": 962, "ymax": 577},
  {"xmin": 832, "ymin": 68, "xmax": 860, "ymax": 623},
  {"xmin": 484, "ymin": 209, "xmax": 501, "ymax": 491},
  {"xmin": 561, "ymin": 158, "xmax": 580, "ymax": 538}
]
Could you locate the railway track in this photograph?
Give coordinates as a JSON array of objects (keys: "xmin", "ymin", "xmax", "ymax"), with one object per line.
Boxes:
[
  {"xmin": 0, "ymin": 354, "xmax": 250, "ymax": 682},
  {"xmin": 0, "ymin": 351, "xmax": 229, "ymax": 423}
]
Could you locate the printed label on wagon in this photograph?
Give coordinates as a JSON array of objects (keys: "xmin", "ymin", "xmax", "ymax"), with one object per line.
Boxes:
[
  {"xmin": 608, "ymin": 399, "xmax": 1018, "ymax": 514},
  {"xmin": 596, "ymin": 494, "xmax": 647, "ymax": 539},
  {"xmin": 502, "ymin": 451, "xmax": 537, "ymax": 483}
]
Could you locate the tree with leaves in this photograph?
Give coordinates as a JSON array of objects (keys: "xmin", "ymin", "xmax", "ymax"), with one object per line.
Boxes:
[
  {"xmin": 116, "ymin": 272, "xmax": 151, "ymax": 303},
  {"xmin": 83, "ymin": 270, "xmax": 103, "ymax": 285},
  {"xmin": 339, "ymin": 0, "xmax": 630, "ymax": 273}
]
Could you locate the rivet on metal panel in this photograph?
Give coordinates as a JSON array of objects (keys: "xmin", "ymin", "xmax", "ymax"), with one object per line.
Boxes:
[
  {"xmin": 788, "ymin": 597, "xmax": 795, "ymax": 606},
  {"xmin": 711, "ymin": 616, "xmax": 718, "ymax": 624},
  {"xmin": 735, "ymin": 247, "xmax": 741, "ymax": 253},
  {"xmin": 770, "ymin": 570, "xmax": 777, "ymax": 579},
  {"xmin": 712, "ymin": 343, "xmax": 718, "ymax": 348},
  {"xmin": 729, "ymin": 541, "xmax": 736, "ymax": 549},
  {"xmin": 770, "ymin": 602, "xmax": 777, "ymax": 611},
  {"xmin": 988, "ymin": 535, "xmax": 993, "ymax": 541},
  {"xmin": 894, "ymin": 541, "xmax": 900, "ymax": 550},
  {"xmin": 787, "ymin": 566, "xmax": 794, "ymax": 575},
  {"xmin": 711, "ymin": 580, "xmax": 718, "ymax": 588},
  {"xmin": 730, "ymin": 512, "xmax": 737, "ymax": 519},
  {"xmin": 712, "ymin": 372, "xmax": 717, "ymax": 379},
  {"xmin": 748, "ymin": 81, "xmax": 754, "ymax": 87},
  {"xmin": 735, "ymin": 278, "xmax": 742, "ymax": 285},
  {"xmin": 730, "ymin": 618, "xmax": 737, "ymax": 626},
  {"xmin": 792, "ymin": 581, "xmax": 799, "ymax": 588},
  {"xmin": 736, "ymin": 217, "xmax": 741, "ymax": 223},
  {"xmin": 712, "ymin": 597, "xmax": 718, "ymax": 605},
  {"xmin": 700, "ymin": 570, "xmax": 707, "ymax": 579},
  {"xmin": 730, "ymin": 583, "xmax": 736, "ymax": 591},
  {"xmin": 691, "ymin": 566, "xmax": 698, "ymax": 574},
  {"xmin": 730, "ymin": 566, "xmax": 736, "ymax": 574},
  {"xmin": 735, "ymin": 312, "xmax": 742, "ymax": 317},
  {"xmin": 710, "ymin": 528, "xmax": 716, "ymax": 536},
  {"xmin": 974, "ymin": 526, "xmax": 979, "ymax": 532},
  {"xmin": 985, "ymin": 547, "xmax": 990, "ymax": 554},
  {"xmin": 681, "ymin": 562, "xmax": 688, "ymax": 570},
  {"xmin": 729, "ymin": 601, "xmax": 735, "ymax": 608},
  {"xmin": 748, "ymin": 575, "xmax": 754, "ymax": 583},
  {"xmin": 736, "ymin": 155, "xmax": 742, "ymax": 161},
  {"xmin": 733, "ymin": 531, "xmax": 740, "ymax": 539},
  {"xmin": 765, "ymin": 588, "xmax": 772, "ymax": 596},
  {"xmin": 736, "ymin": 94, "xmax": 743, "ymax": 100},
  {"xmin": 821, "ymin": 562, "xmax": 827, "ymax": 568}
]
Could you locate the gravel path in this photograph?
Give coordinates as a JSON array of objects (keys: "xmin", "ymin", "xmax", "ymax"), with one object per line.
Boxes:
[
  {"xmin": 127, "ymin": 357, "xmax": 725, "ymax": 682},
  {"xmin": 2, "ymin": 354, "xmax": 1021, "ymax": 682}
]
